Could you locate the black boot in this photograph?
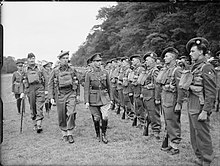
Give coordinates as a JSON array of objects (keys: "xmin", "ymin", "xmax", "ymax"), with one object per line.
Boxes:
[
  {"xmin": 116, "ymin": 105, "xmax": 120, "ymax": 114},
  {"xmin": 101, "ymin": 119, "xmax": 108, "ymax": 144},
  {"xmin": 94, "ymin": 120, "xmax": 101, "ymax": 142},
  {"xmin": 132, "ymin": 117, "xmax": 137, "ymax": 126}
]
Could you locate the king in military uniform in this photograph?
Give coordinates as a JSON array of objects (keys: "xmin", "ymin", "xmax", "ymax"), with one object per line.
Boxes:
[{"xmin": 84, "ymin": 53, "xmax": 113, "ymax": 144}]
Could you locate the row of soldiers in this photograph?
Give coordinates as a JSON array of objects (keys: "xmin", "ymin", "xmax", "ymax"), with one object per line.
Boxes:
[{"xmin": 83, "ymin": 37, "xmax": 219, "ymax": 166}]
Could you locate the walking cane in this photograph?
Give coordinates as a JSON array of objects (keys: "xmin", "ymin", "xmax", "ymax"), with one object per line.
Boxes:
[{"xmin": 20, "ymin": 95, "xmax": 25, "ymax": 133}]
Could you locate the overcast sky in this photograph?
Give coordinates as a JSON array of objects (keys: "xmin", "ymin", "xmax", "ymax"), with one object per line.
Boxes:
[{"xmin": 1, "ymin": 1, "xmax": 117, "ymax": 64}]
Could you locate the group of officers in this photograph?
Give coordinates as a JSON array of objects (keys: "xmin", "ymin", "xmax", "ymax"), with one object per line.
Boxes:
[{"xmin": 11, "ymin": 37, "xmax": 219, "ymax": 166}]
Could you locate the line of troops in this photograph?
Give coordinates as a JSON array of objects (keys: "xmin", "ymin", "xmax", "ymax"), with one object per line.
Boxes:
[
  {"xmin": 82, "ymin": 37, "xmax": 219, "ymax": 166},
  {"xmin": 11, "ymin": 37, "xmax": 219, "ymax": 166}
]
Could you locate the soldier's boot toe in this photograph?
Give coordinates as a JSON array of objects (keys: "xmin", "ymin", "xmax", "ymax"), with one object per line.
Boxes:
[
  {"xmin": 36, "ymin": 125, "xmax": 43, "ymax": 133},
  {"xmin": 101, "ymin": 134, "xmax": 108, "ymax": 144},
  {"xmin": 68, "ymin": 135, "xmax": 74, "ymax": 144},
  {"xmin": 62, "ymin": 135, "xmax": 68, "ymax": 142}
]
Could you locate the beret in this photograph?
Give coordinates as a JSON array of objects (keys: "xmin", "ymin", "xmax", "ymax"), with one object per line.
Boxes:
[
  {"xmin": 57, "ymin": 50, "xmax": 69, "ymax": 59},
  {"xmin": 186, "ymin": 37, "xmax": 209, "ymax": 52},
  {"xmin": 27, "ymin": 53, "xmax": 35, "ymax": 59},
  {"xmin": 143, "ymin": 52, "xmax": 158, "ymax": 61},
  {"xmin": 129, "ymin": 54, "xmax": 141, "ymax": 61},
  {"xmin": 90, "ymin": 53, "xmax": 102, "ymax": 62},
  {"xmin": 161, "ymin": 47, "xmax": 179, "ymax": 59}
]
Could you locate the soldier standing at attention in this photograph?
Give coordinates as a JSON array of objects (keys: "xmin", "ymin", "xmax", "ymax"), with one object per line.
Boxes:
[
  {"xmin": 84, "ymin": 53, "xmax": 113, "ymax": 144},
  {"xmin": 12, "ymin": 59, "xmax": 25, "ymax": 115},
  {"xmin": 129, "ymin": 54, "xmax": 145, "ymax": 127},
  {"xmin": 22, "ymin": 53, "xmax": 46, "ymax": 133},
  {"xmin": 156, "ymin": 47, "xmax": 182, "ymax": 155},
  {"xmin": 141, "ymin": 52, "xmax": 161, "ymax": 139},
  {"xmin": 48, "ymin": 51, "xmax": 80, "ymax": 144},
  {"xmin": 179, "ymin": 37, "xmax": 216, "ymax": 166}
]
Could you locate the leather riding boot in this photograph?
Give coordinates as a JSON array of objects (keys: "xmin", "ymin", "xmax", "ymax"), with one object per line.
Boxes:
[
  {"xmin": 101, "ymin": 119, "xmax": 108, "ymax": 144},
  {"xmin": 94, "ymin": 120, "xmax": 101, "ymax": 141}
]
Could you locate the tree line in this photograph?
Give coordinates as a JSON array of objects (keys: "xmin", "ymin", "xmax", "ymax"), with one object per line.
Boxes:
[{"xmin": 70, "ymin": 2, "xmax": 220, "ymax": 66}]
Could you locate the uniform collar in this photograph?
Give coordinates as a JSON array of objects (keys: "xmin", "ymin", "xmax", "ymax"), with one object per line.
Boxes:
[
  {"xmin": 27, "ymin": 64, "xmax": 38, "ymax": 69},
  {"xmin": 192, "ymin": 57, "xmax": 207, "ymax": 69}
]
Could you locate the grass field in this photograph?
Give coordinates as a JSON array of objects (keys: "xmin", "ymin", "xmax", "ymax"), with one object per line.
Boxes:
[{"xmin": 1, "ymin": 74, "xmax": 219, "ymax": 165}]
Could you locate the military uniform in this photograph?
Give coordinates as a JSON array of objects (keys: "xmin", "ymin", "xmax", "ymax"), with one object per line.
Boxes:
[
  {"xmin": 109, "ymin": 58, "xmax": 120, "ymax": 111},
  {"xmin": 84, "ymin": 53, "xmax": 113, "ymax": 144},
  {"xmin": 42, "ymin": 61, "xmax": 53, "ymax": 115},
  {"xmin": 156, "ymin": 47, "xmax": 182, "ymax": 155},
  {"xmin": 12, "ymin": 60, "xmax": 24, "ymax": 114},
  {"xmin": 23, "ymin": 53, "xmax": 46, "ymax": 133},
  {"xmin": 48, "ymin": 51, "xmax": 80, "ymax": 143},
  {"xmin": 129, "ymin": 54, "xmax": 145, "ymax": 127},
  {"xmin": 181, "ymin": 37, "xmax": 216, "ymax": 165},
  {"xmin": 141, "ymin": 52, "xmax": 161, "ymax": 137}
]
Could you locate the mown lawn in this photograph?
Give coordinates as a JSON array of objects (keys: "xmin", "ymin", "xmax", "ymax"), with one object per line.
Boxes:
[{"xmin": 1, "ymin": 74, "xmax": 219, "ymax": 165}]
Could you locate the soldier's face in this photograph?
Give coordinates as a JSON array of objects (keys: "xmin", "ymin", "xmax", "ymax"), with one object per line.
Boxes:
[
  {"xmin": 145, "ymin": 57, "xmax": 155, "ymax": 67},
  {"xmin": 132, "ymin": 58, "xmax": 139, "ymax": 66},
  {"xmin": 190, "ymin": 46, "xmax": 202, "ymax": 61},
  {"xmin": 60, "ymin": 55, "xmax": 69, "ymax": 65},
  {"xmin": 164, "ymin": 53, "xmax": 174, "ymax": 64},
  {"xmin": 28, "ymin": 57, "xmax": 35, "ymax": 65}
]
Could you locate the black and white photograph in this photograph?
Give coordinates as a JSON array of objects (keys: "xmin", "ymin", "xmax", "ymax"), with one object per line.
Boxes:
[{"xmin": 0, "ymin": 1, "xmax": 219, "ymax": 165}]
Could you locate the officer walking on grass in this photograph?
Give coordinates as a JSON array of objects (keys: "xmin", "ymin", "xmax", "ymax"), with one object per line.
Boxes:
[
  {"xmin": 22, "ymin": 53, "xmax": 46, "ymax": 133},
  {"xmin": 12, "ymin": 59, "xmax": 25, "ymax": 115},
  {"xmin": 178, "ymin": 37, "xmax": 216, "ymax": 166},
  {"xmin": 48, "ymin": 50, "xmax": 80, "ymax": 144},
  {"xmin": 41, "ymin": 60, "xmax": 53, "ymax": 117},
  {"xmin": 84, "ymin": 53, "xmax": 113, "ymax": 144}
]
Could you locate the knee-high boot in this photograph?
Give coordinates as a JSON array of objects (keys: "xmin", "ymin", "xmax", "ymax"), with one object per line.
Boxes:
[
  {"xmin": 94, "ymin": 120, "xmax": 101, "ymax": 141},
  {"xmin": 101, "ymin": 119, "xmax": 108, "ymax": 144},
  {"xmin": 17, "ymin": 98, "xmax": 22, "ymax": 113}
]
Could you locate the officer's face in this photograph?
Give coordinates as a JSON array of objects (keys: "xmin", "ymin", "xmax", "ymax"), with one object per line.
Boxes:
[
  {"xmin": 60, "ymin": 55, "xmax": 69, "ymax": 65},
  {"xmin": 93, "ymin": 59, "xmax": 102, "ymax": 68},
  {"xmin": 190, "ymin": 46, "xmax": 202, "ymax": 61},
  {"xmin": 17, "ymin": 64, "xmax": 23, "ymax": 70},
  {"xmin": 164, "ymin": 52, "xmax": 174, "ymax": 64}
]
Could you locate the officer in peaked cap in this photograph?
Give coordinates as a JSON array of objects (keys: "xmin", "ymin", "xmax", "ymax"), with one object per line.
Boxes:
[
  {"xmin": 161, "ymin": 47, "xmax": 179, "ymax": 59},
  {"xmin": 12, "ymin": 59, "xmax": 25, "ymax": 115},
  {"xmin": 57, "ymin": 50, "xmax": 69, "ymax": 59},
  {"xmin": 186, "ymin": 37, "xmax": 209, "ymax": 53},
  {"xmin": 84, "ymin": 52, "xmax": 113, "ymax": 144},
  {"xmin": 27, "ymin": 52, "xmax": 35, "ymax": 59},
  {"xmin": 143, "ymin": 52, "xmax": 158, "ymax": 61}
]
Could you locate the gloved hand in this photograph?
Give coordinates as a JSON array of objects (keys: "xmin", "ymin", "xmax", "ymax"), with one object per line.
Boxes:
[
  {"xmin": 51, "ymin": 98, "xmax": 55, "ymax": 105},
  {"xmin": 85, "ymin": 102, "xmax": 90, "ymax": 109},
  {"xmin": 198, "ymin": 110, "xmax": 208, "ymax": 122},
  {"xmin": 20, "ymin": 93, "xmax": 25, "ymax": 99}
]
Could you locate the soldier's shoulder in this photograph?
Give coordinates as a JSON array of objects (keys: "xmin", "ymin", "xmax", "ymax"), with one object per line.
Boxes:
[{"xmin": 202, "ymin": 62, "xmax": 215, "ymax": 72}]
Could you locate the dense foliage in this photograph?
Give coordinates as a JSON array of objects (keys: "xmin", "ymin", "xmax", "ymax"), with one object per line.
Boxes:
[{"xmin": 71, "ymin": 2, "xmax": 220, "ymax": 66}]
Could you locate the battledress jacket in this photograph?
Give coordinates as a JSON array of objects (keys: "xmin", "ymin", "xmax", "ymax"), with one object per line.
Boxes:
[{"xmin": 84, "ymin": 67, "xmax": 113, "ymax": 106}]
